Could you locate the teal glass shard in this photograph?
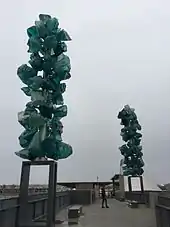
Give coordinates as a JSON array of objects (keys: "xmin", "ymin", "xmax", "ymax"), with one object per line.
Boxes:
[
  {"xmin": 60, "ymin": 42, "xmax": 67, "ymax": 52},
  {"xmin": 19, "ymin": 128, "xmax": 37, "ymax": 148},
  {"xmin": 42, "ymin": 58, "xmax": 53, "ymax": 74},
  {"xmin": 57, "ymin": 29, "xmax": 71, "ymax": 41},
  {"xmin": 29, "ymin": 76, "xmax": 44, "ymax": 90},
  {"xmin": 44, "ymin": 35, "xmax": 58, "ymax": 49},
  {"xmin": 53, "ymin": 54, "xmax": 71, "ymax": 80},
  {"xmin": 18, "ymin": 111, "xmax": 30, "ymax": 128},
  {"xmin": 56, "ymin": 142, "xmax": 73, "ymax": 159},
  {"xmin": 15, "ymin": 149, "xmax": 30, "ymax": 159},
  {"xmin": 29, "ymin": 53, "xmax": 43, "ymax": 71},
  {"xmin": 39, "ymin": 105, "xmax": 53, "ymax": 119},
  {"xmin": 46, "ymin": 17, "xmax": 59, "ymax": 32},
  {"xmin": 52, "ymin": 93, "xmax": 64, "ymax": 105},
  {"xmin": 17, "ymin": 64, "xmax": 37, "ymax": 85},
  {"xmin": 27, "ymin": 37, "xmax": 42, "ymax": 53},
  {"xmin": 63, "ymin": 72, "xmax": 71, "ymax": 80},
  {"xmin": 54, "ymin": 105, "xmax": 67, "ymax": 118},
  {"xmin": 39, "ymin": 124, "xmax": 47, "ymax": 142},
  {"xmin": 28, "ymin": 113, "xmax": 46, "ymax": 128},
  {"xmin": 31, "ymin": 90, "xmax": 45, "ymax": 102},
  {"xmin": 41, "ymin": 137, "xmax": 57, "ymax": 158},
  {"xmin": 27, "ymin": 26, "xmax": 39, "ymax": 38},
  {"xmin": 55, "ymin": 133, "xmax": 62, "ymax": 142},
  {"xmin": 55, "ymin": 54, "xmax": 71, "ymax": 70},
  {"xmin": 25, "ymin": 102, "xmax": 38, "ymax": 114},
  {"xmin": 51, "ymin": 75, "xmax": 61, "ymax": 86},
  {"xmin": 54, "ymin": 42, "xmax": 67, "ymax": 56},
  {"xmin": 39, "ymin": 14, "xmax": 51, "ymax": 22},
  {"xmin": 35, "ymin": 20, "xmax": 49, "ymax": 38},
  {"xmin": 28, "ymin": 131, "xmax": 44, "ymax": 159},
  {"xmin": 31, "ymin": 100, "xmax": 49, "ymax": 108},
  {"xmin": 50, "ymin": 118, "xmax": 63, "ymax": 133},
  {"xmin": 41, "ymin": 140, "xmax": 72, "ymax": 160},
  {"xmin": 21, "ymin": 87, "xmax": 31, "ymax": 96},
  {"xmin": 60, "ymin": 83, "xmax": 66, "ymax": 93}
]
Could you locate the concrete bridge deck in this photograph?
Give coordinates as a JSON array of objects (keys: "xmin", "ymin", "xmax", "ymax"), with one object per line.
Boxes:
[{"xmin": 57, "ymin": 199, "xmax": 156, "ymax": 227}]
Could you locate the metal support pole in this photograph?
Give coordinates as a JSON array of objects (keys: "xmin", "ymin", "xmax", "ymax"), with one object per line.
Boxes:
[
  {"xmin": 17, "ymin": 162, "xmax": 31, "ymax": 227},
  {"xmin": 140, "ymin": 176, "xmax": 144, "ymax": 192},
  {"xmin": 128, "ymin": 176, "xmax": 132, "ymax": 192}
]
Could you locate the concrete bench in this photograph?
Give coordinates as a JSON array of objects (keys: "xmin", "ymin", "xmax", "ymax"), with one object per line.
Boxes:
[
  {"xmin": 68, "ymin": 205, "xmax": 83, "ymax": 224},
  {"xmin": 127, "ymin": 200, "xmax": 139, "ymax": 208}
]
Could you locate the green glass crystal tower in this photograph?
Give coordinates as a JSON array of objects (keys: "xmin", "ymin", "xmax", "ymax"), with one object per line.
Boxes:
[
  {"xmin": 118, "ymin": 105, "xmax": 144, "ymax": 176},
  {"xmin": 15, "ymin": 14, "xmax": 73, "ymax": 161}
]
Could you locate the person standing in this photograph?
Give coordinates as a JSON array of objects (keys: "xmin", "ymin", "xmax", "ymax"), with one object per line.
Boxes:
[{"xmin": 101, "ymin": 185, "xmax": 109, "ymax": 208}]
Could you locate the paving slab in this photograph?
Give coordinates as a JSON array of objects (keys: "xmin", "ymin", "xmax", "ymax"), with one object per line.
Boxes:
[{"xmin": 56, "ymin": 199, "xmax": 156, "ymax": 227}]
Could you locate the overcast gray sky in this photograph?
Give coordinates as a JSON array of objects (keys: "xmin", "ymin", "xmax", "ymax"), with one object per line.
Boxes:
[{"xmin": 0, "ymin": 0, "xmax": 170, "ymax": 185}]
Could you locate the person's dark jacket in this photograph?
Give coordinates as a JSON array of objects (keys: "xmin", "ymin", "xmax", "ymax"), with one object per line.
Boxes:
[{"xmin": 101, "ymin": 187, "xmax": 106, "ymax": 198}]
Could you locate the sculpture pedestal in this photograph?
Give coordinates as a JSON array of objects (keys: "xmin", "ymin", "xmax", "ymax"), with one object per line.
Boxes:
[
  {"xmin": 128, "ymin": 175, "xmax": 144, "ymax": 192},
  {"xmin": 119, "ymin": 174, "xmax": 125, "ymax": 200},
  {"xmin": 17, "ymin": 160, "xmax": 57, "ymax": 227}
]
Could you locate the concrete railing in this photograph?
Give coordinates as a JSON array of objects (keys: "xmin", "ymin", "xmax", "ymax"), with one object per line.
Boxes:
[
  {"xmin": 0, "ymin": 189, "xmax": 96, "ymax": 227},
  {"xmin": 125, "ymin": 191, "xmax": 150, "ymax": 205},
  {"xmin": 124, "ymin": 190, "xmax": 170, "ymax": 227},
  {"xmin": 0, "ymin": 191, "xmax": 70, "ymax": 227},
  {"xmin": 155, "ymin": 192, "xmax": 170, "ymax": 227},
  {"xmin": 0, "ymin": 188, "xmax": 52, "ymax": 196}
]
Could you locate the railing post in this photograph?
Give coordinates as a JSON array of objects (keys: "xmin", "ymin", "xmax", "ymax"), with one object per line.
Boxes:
[
  {"xmin": 42, "ymin": 199, "xmax": 45, "ymax": 217},
  {"xmin": 46, "ymin": 161, "xmax": 57, "ymax": 227},
  {"xmin": 140, "ymin": 176, "xmax": 144, "ymax": 192},
  {"xmin": 16, "ymin": 161, "xmax": 31, "ymax": 227},
  {"xmin": 128, "ymin": 176, "xmax": 132, "ymax": 192}
]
